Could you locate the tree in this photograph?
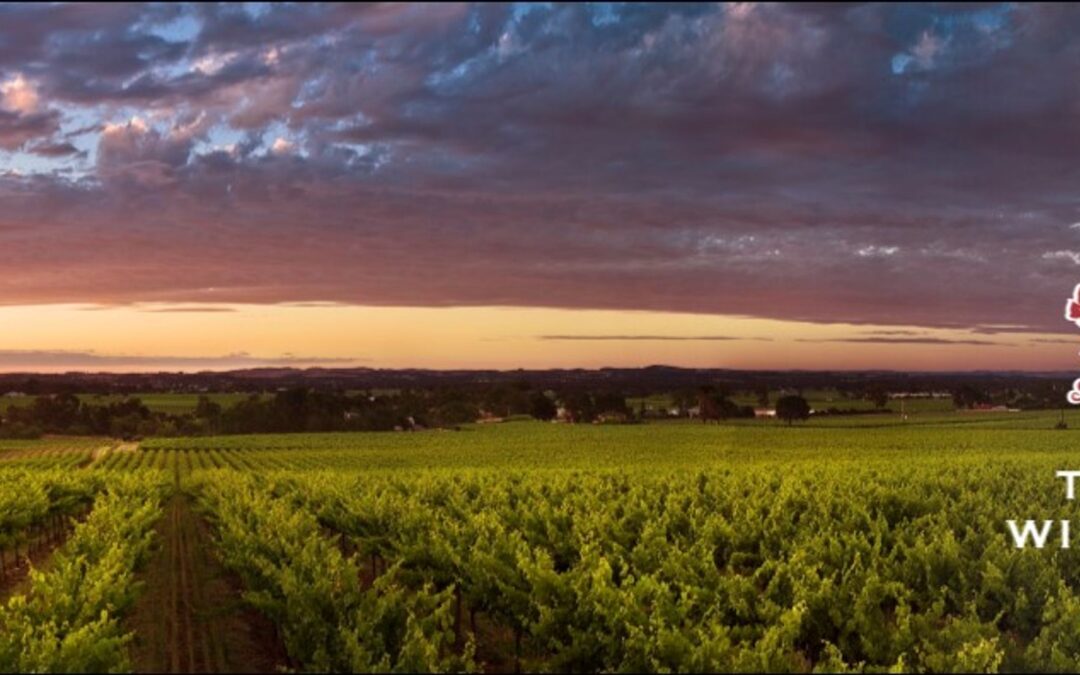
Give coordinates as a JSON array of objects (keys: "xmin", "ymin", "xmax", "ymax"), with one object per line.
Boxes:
[
  {"xmin": 867, "ymin": 386, "xmax": 889, "ymax": 409},
  {"xmin": 560, "ymin": 391, "xmax": 596, "ymax": 423},
  {"xmin": 699, "ymin": 386, "xmax": 742, "ymax": 423},
  {"xmin": 698, "ymin": 386, "xmax": 718, "ymax": 423},
  {"xmin": 110, "ymin": 412, "xmax": 143, "ymax": 440},
  {"xmin": 194, "ymin": 395, "xmax": 222, "ymax": 421},
  {"xmin": 756, "ymin": 384, "xmax": 770, "ymax": 408},
  {"xmin": 194, "ymin": 395, "xmax": 223, "ymax": 433},
  {"xmin": 484, "ymin": 384, "xmax": 530, "ymax": 417},
  {"xmin": 952, "ymin": 385, "xmax": 988, "ymax": 410},
  {"xmin": 593, "ymin": 391, "xmax": 630, "ymax": 422},
  {"xmin": 775, "ymin": 395, "xmax": 811, "ymax": 425},
  {"xmin": 529, "ymin": 391, "xmax": 557, "ymax": 421},
  {"xmin": 671, "ymin": 390, "xmax": 697, "ymax": 416},
  {"xmin": 28, "ymin": 393, "xmax": 81, "ymax": 432},
  {"xmin": 430, "ymin": 400, "xmax": 479, "ymax": 427}
]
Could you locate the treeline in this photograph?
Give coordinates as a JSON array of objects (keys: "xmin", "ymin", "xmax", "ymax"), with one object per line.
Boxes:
[
  {"xmin": 0, "ymin": 366, "xmax": 1069, "ymax": 400},
  {"xmin": 0, "ymin": 385, "xmax": 637, "ymax": 439},
  {"xmin": 0, "ymin": 379, "xmax": 1067, "ymax": 440},
  {"xmin": 2, "ymin": 395, "xmax": 155, "ymax": 439}
]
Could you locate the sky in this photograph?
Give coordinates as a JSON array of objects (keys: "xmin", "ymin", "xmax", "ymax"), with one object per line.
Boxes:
[{"xmin": 0, "ymin": 2, "xmax": 1079, "ymax": 372}]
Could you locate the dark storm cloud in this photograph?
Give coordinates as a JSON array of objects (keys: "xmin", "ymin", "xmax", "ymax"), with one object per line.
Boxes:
[{"xmin": 0, "ymin": 3, "xmax": 1078, "ymax": 332}]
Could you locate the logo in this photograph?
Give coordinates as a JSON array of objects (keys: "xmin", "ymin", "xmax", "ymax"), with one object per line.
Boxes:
[
  {"xmin": 1067, "ymin": 283, "xmax": 1080, "ymax": 325},
  {"xmin": 1068, "ymin": 284, "xmax": 1080, "ymax": 404}
]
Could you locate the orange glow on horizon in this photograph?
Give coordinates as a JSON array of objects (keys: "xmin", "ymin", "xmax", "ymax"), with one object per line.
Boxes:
[{"xmin": 0, "ymin": 303, "xmax": 1072, "ymax": 373}]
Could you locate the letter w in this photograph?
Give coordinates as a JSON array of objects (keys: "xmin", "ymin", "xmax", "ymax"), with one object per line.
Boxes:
[{"xmin": 1007, "ymin": 520, "xmax": 1055, "ymax": 548}]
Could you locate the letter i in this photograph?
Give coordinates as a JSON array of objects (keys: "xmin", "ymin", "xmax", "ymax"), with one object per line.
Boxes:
[{"xmin": 1063, "ymin": 520, "xmax": 1072, "ymax": 549}]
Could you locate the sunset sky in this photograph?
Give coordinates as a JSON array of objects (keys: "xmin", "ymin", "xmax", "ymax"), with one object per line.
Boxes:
[{"xmin": 1, "ymin": 3, "xmax": 1079, "ymax": 372}]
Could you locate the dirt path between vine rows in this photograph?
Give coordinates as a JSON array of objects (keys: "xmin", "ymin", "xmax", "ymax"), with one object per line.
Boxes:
[
  {"xmin": 127, "ymin": 494, "xmax": 288, "ymax": 673},
  {"xmin": 0, "ymin": 525, "xmax": 70, "ymax": 601}
]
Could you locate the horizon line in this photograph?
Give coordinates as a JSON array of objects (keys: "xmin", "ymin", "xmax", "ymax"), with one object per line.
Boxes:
[{"xmin": 0, "ymin": 365, "xmax": 1074, "ymax": 377}]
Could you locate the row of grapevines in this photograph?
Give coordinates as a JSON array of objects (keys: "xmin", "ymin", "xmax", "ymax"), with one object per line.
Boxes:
[
  {"xmin": 0, "ymin": 471, "xmax": 167, "ymax": 673},
  {"xmin": 99, "ymin": 447, "xmax": 262, "ymax": 475},
  {"xmin": 266, "ymin": 463, "xmax": 1080, "ymax": 673},
  {"xmin": 194, "ymin": 471, "xmax": 476, "ymax": 673},
  {"xmin": 0, "ymin": 469, "xmax": 101, "ymax": 573}
]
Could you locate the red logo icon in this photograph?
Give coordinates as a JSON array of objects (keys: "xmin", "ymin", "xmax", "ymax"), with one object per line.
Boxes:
[{"xmin": 1067, "ymin": 284, "xmax": 1080, "ymax": 324}]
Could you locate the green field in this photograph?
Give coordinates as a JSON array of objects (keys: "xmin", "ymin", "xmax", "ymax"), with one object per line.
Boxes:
[
  {"xmin": 6, "ymin": 412, "xmax": 1080, "ymax": 672},
  {"xmin": 0, "ymin": 392, "xmax": 263, "ymax": 415},
  {"xmin": 126, "ymin": 408, "xmax": 1080, "ymax": 473}
]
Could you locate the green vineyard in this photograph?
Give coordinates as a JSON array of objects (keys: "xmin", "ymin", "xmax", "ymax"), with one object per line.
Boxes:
[{"xmin": 4, "ymin": 414, "xmax": 1080, "ymax": 672}]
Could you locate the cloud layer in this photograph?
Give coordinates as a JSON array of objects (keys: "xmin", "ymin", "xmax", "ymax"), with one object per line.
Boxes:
[
  {"xmin": 0, "ymin": 4, "xmax": 1078, "ymax": 332},
  {"xmin": 539, "ymin": 335, "xmax": 770, "ymax": 342},
  {"xmin": 0, "ymin": 349, "xmax": 359, "ymax": 371}
]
